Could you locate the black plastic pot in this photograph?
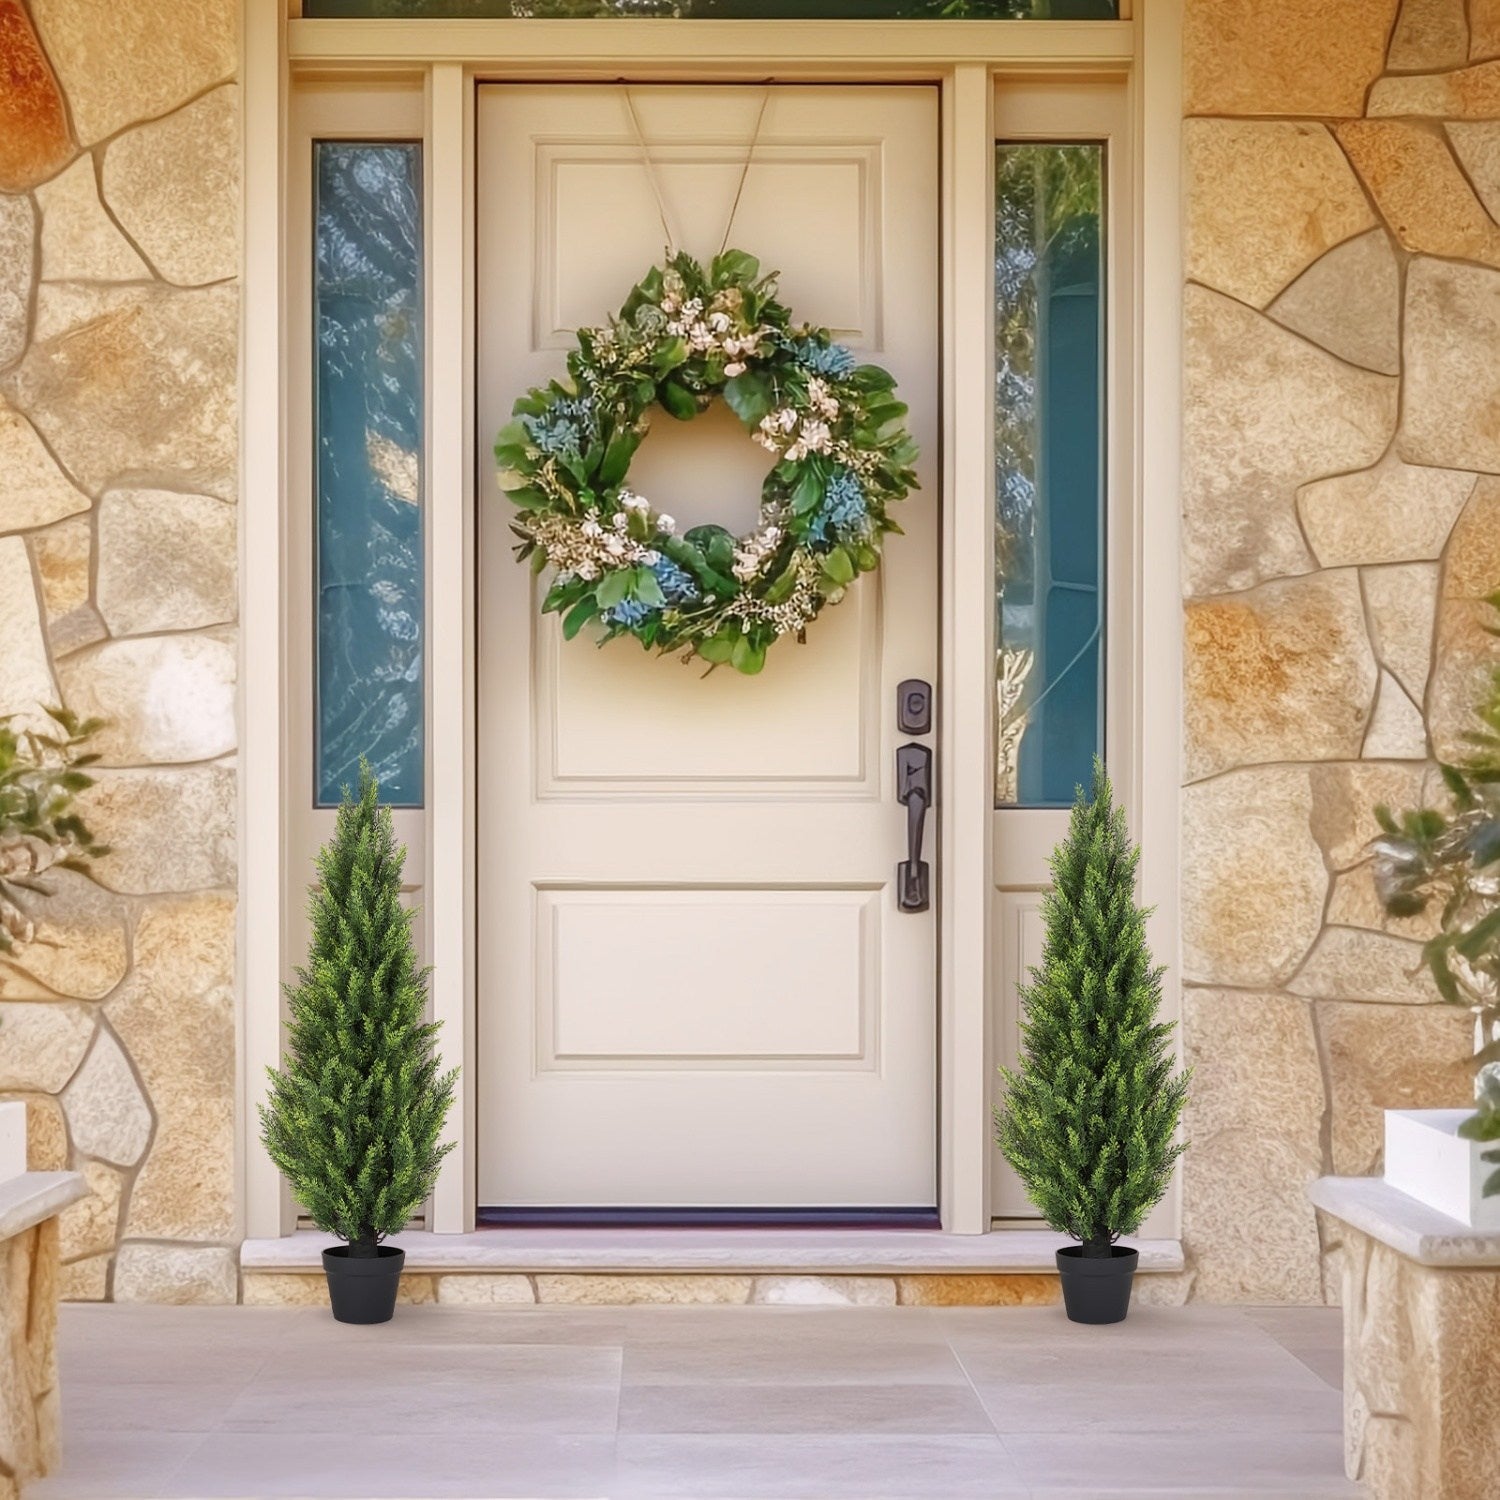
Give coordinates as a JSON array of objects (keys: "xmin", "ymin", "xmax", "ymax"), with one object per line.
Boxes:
[
  {"xmin": 322, "ymin": 1245, "xmax": 405, "ymax": 1324},
  {"xmin": 1056, "ymin": 1245, "xmax": 1138, "ymax": 1324}
]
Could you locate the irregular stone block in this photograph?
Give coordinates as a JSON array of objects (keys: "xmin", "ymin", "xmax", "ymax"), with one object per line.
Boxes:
[
  {"xmin": 0, "ymin": 192, "xmax": 34, "ymax": 368},
  {"xmin": 1184, "ymin": 0, "xmax": 1398, "ymax": 116},
  {"xmin": 1362, "ymin": 671, "xmax": 1428, "ymax": 760},
  {"xmin": 3, "ymin": 1093, "xmax": 66, "ymax": 1170},
  {"xmin": 1363, "ymin": 562, "xmax": 1440, "ymax": 704},
  {"xmin": 58, "ymin": 1160, "xmax": 122, "ymax": 1264},
  {"xmin": 1473, "ymin": 0, "xmax": 1500, "ymax": 59},
  {"xmin": 1290, "ymin": 928, "xmax": 1441, "ymax": 1005},
  {"xmin": 57, "ymin": 632, "xmax": 236, "ymax": 765},
  {"xmin": 113, "ymin": 1242, "xmax": 236, "ymax": 1305},
  {"xmin": 1185, "ymin": 121, "xmax": 1375, "ymax": 308},
  {"xmin": 1318, "ymin": 1001, "xmax": 1474, "ymax": 1175},
  {"xmin": 1429, "ymin": 599, "xmax": 1500, "ymax": 762},
  {"xmin": 75, "ymin": 766, "xmax": 236, "ymax": 896},
  {"xmin": 1183, "ymin": 990, "xmax": 1326, "ymax": 1303},
  {"xmin": 1267, "ymin": 230, "xmax": 1400, "ymax": 376},
  {"xmin": 1369, "ymin": 57, "xmax": 1500, "ymax": 116},
  {"xmin": 112, "ymin": 895, "xmax": 234, "ymax": 1241},
  {"xmin": 0, "ymin": 536, "xmax": 58, "ymax": 731},
  {"xmin": 1298, "ymin": 461, "xmax": 1472, "ymax": 571},
  {"xmin": 1308, "ymin": 761, "xmax": 1431, "ymax": 872},
  {"xmin": 58, "ymin": 1253, "xmax": 108, "ymax": 1302},
  {"xmin": 1182, "ymin": 767, "xmax": 1327, "ymax": 988},
  {"xmin": 3, "ymin": 869, "xmax": 129, "ymax": 1002},
  {"xmin": 435, "ymin": 1274, "xmax": 537, "ymax": 1305},
  {"xmin": 1335, "ymin": 1229, "xmax": 1500, "ymax": 1500},
  {"xmin": 104, "ymin": 86, "xmax": 238, "ymax": 287},
  {"xmin": 28, "ymin": 0, "xmax": 236, "ymax": 149},
  {"xmin": 61, "ymin": 1027, "xmax": 151, "ymax": 1168},
  {"xmin": 894, "ymin": 1275, "xmax": 1056, "ymax": 1307},
  {"xmin": 1445, "ymin": 122, "xmax": 1500, "ymax": 220},
  {"xmin": 242, "ymin": 1272, "xmax": 435, "ymax": 1308},
  {"xmin": 29, "ymin": 518, "xmax": 103, "ymax": 658},
  {"xmin": 534, "ymin": 1274, "xmax": 754, "ymax": 1305},
  {"xmin": 1326, "ymin": 867, "xmax": 1442, "ymax": 943},
  {"xmin": 97, "ymin": 489, "xmax": 236, "ymax": 636},
  {"xmin": 1183, "ymin": 287, "xmax": 1396, "ymax": 596},
  {"xmin": 1388, "ymin": 0, "xmax": 1470, "ymax": 69},
  {"xmin": 0, "ymin": 399, "xmax": 89, "ymax": 536},
  {"xmin": 1440, "ymin": 475, "xmax": 1500, "ymax": 600},
  {"xmin": 1, "ymin": 283, "xmax": 238, "ymax": 499},
  {"xmin": 1183, "ymin": 571, "xmax": 1376, "ymax": 780},
  {"xmin": 34, "ymin": 157, "xmax": 148, "ymax": 284},
  {"xmin": 0, "ymin": 1002, "xmax": 92, "ymax": 1092},
  {"xmin": 0, "ymin": 1, "xmax": 73, "ymax": 191},
  {"xmin": 750, "ymin": 1275, "xmax": 898, "ymax": 1306},
  {"xmin": 1401, "ymin": 260, "xmax": 1500, "ymax": 474},
  {"xmin": 1339, "ymin": 121, "xmax": 1500, "ymax": 269}
]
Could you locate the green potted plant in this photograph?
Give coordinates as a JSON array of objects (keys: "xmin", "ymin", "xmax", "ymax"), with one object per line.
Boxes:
[
  {"xmin": 1372, "ymin": 588, "xmax": 1500, "ymax": 1201},
  {"xmin": 261, "ymin": 763, "xmax": 457, "ymax": 1324},
  {"xmin": 996, "ymin": 759, "xmax": 1189, "ymax": 1323}
]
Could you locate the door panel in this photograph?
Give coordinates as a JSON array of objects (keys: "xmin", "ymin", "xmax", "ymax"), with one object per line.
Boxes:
[{"xmin": 476, "ymin": 84, "xmax": 939, "ymax": 1209}]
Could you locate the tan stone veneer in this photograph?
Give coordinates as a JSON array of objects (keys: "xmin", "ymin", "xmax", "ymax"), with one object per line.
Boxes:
[
  {"xmin": 1181, "ymin": 0, "xmax": 1497, "ymax": 1303},
  {"xmin": 0, "ymin": 0, "xmax": 240, "ymax": 1303}
]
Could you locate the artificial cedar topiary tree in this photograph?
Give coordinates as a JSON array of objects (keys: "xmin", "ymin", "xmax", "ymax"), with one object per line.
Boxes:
[
  {"xmin": 996, "ymin": 759, "xmax": 1189, "ymax": 1258},
  {"xmin": 261, "ymin": 762, "xmax": 456, "ymax": 1257}
]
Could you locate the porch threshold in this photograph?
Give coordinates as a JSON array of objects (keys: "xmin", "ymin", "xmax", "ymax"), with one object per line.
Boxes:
[{"xmin": 241, "ymin": 1227, "xmax": 1184, "ymax": 1276}]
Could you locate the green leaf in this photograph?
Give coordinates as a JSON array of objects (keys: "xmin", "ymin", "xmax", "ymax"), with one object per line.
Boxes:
[
  {"xmin": 652, "ymin": 336, "xmax": 689, "ymax": 375},
  {"xmin": 823, "ymin": 546, "xmax": 855, "ymax": 586},
  {"xmin": 696, "ymin": 631, "xmax": 737, "ymax": 665},
  {"xmin": 711, "ymin": 249, "xmax": 761, "ymax": 287},
  {"xmin": 723, "ymin": 370, "xmax": 773, "ymax": 428},
  {"xmin": 731, "ymin": 634, "xmax": 767, "ymax": 675},
  {"xmin": 599, "ymin": 431, "xmax": 640, "ymax": 488},
  {"xmin": 1424, "ymin": 939, "xmax": 1463, "ymax": 1005},
  {"xmin": 658, "ymin": 380, "xmax": 698, "ymax": 421},
  {"xmin": 595, "ymin": 570, "xmax": 631, "ymax": 609},
  {"xmin": 634, "ymin": 568, "xmax": 666, "ymax": 608},
  {"xmin": 1455, "ymin": 905, "xmax": 1500, "ymax": 960},
  {"xmin": 562, "ymin": 597, "xmax": 600, "ymax": 641},
  {"xmin": 685, "ymin": 525, "xmax": 736, "ymax": 575},
  {"xmin": 791, "ymin": 464, "xmax": 825, "ymax": 517}
]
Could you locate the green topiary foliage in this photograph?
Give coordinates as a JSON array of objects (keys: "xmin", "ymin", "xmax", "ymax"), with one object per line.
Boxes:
[
  {"xmin": 261, "ymin": 763, "xmax": 457, "ymax": 1256},
  {"xmin": 996, "ymin": 759, "xmax": 1189, "ymax": 1257}
]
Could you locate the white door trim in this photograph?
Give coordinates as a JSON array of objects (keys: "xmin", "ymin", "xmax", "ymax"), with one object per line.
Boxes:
[{"xmin": 240, "ymin": 11, "xmax": 1182, "ymax": 1241}]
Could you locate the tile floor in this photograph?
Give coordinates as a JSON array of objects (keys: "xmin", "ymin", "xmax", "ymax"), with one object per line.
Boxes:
[{"xmin": 34, "ymin": 1302, "xmax": 1361, "ymax": 1499}]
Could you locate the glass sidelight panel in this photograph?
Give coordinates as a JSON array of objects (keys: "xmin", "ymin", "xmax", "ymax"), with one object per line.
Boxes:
[
  {"xmin": 993, "ymin": 142, "xmax": 1104, "ymax": 809},
  {"xmin": 314, "ymin": 141, "xmax": 425, "ymax": 808},
  {"xmin": 306, "ymin": 2, "xmax": 1119, "ymax": 17}
]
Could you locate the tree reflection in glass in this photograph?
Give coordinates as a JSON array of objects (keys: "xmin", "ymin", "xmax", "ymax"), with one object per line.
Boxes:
[
  {"xmin": 994, "ymin": 143, "xmax": 1104, "ymax": 807},
  {"xmin": 314, "ymin": 143, "xmax": 425, "ymax": 808}
]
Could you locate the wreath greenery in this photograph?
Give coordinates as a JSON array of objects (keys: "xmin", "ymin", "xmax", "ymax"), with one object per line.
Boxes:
[{"xmin": 494, "ymin": 249, "xmax": 919, "ymax": 674}]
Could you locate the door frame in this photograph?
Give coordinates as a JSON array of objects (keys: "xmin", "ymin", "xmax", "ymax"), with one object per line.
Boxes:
[{"xmin": 240, "ymin": 5, "xmax": 1185, "ymax": 1240}]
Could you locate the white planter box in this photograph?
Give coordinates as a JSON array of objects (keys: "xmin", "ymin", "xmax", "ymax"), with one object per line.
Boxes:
[{"xmin": 1384, "ymin": 1109, "xmax": 1500, "ymax": 1231}]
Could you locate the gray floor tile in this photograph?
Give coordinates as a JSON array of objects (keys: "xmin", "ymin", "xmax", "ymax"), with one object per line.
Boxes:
[
  {"xmin": 616, "ymin": 1434, "xmax": 1027, "ymax": 1498},
  {"xmin": 30, "ymin": 1429, "xmax": 203, "ymax": 1499},
  {"xmin": 161, "ymin": 1432, "xmax": 619, "ymax": 1499},
  {"xmin": 619, "ymin": 1380, "xmax": 995, "ymax": 1435},
  {"xmin": 60, "ymin": 1379, "xmax": 254, "ymax": 1434},
  {"xmin": 623, "ymin": 1338, "xmax": 969, "ymax": 1387},
  {"xmin": 1003, "ymin": 1429, "xmax": 1362, "ymax": 1495}
]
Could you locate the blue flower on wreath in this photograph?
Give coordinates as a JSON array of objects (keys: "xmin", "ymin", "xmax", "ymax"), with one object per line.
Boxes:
[
  {"xmin": 792, "ymin": 338, "xmax": 857, "ymax": 380},
  {"xmin": 652, "ymin": 556, "xmax": 699, "ymax": 604},
  {"xmin": 522, "ymin": 397, "xmax": 596, "ymax": 459},
  {"xmin": 604, "ymin": 597, "xmax": 656, "ymax": 629},
  {"xmin": 815, "ymin": 468, "xmax": 869, "ymax": 541}
]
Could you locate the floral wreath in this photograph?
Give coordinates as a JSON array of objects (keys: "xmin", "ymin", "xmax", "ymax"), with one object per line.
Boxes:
[{"xmin": 493, "ymin": 249, "xmax": 919, "ymax": 674}]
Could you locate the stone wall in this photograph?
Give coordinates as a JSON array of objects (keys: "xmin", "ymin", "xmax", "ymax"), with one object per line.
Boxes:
[
  {"xmin": 1180, "ymin": 0, "xmax": 1493, "ymax": 1301},
  {"xmin": 0, "ymin": 0, "xmax": 240, "ymax": 1303}
]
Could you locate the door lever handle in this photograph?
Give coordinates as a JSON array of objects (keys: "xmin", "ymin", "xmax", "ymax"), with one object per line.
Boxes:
[{"xmin": 896, "ymin": 743, "xmax": 932, "ymax": 913}]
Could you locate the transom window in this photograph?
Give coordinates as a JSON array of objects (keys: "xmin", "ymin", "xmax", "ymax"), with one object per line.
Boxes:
[{"xmin": 304, "ymin": 2, "xmax": 1119, "ymax": 17}]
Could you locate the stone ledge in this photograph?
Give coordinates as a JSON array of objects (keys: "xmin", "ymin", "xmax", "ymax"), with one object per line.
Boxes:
[
  {"xmin": 241, "ymin": 1227, "xmax": 1184, "ymax": 1275},
  {"xmin": 0, "ymin": 1171, "xmax": 88, "ymax": 1243},
  {"xmin": 1310, "ymin": 1175, "xmax": 1500, "ymax": 1267}
]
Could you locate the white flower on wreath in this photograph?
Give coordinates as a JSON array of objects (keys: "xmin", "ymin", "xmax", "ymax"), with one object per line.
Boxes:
[
  {"xmin": 658, "ymin": 514, "xmax": 677, "ymax": 534},
  {"xmin": 725, "ymin": 362, "xmax": 746, "ymax": 378}
]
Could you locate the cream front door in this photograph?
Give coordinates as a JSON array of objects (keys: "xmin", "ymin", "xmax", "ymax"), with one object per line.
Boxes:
[{"xmin": 475, "ymin": 84, "xmax": 940, "ymax": 1210}]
